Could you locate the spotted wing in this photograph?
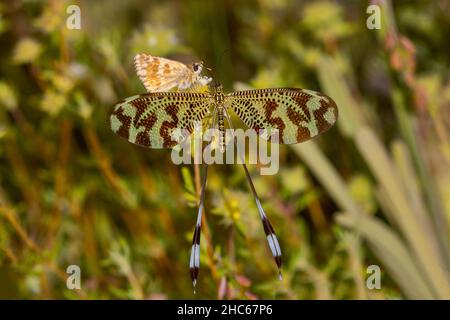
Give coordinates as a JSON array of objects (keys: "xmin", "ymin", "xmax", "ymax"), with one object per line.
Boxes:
[
  {"xmin": 226, "ymin": 88, "xmax": 338, "ymax": 143},
  {"xmin": 110, "ymin": 92, "xmax": 212, "ymax": 148},
  {"xmin": 134, "ymin": 54, "xmax": 192, "ymax": 92}
]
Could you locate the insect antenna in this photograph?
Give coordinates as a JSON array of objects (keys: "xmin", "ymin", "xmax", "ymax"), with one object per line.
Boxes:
[
  {"xmin": 204, "ymin": 49, "xmax": 230, "ymax": 89},
  {"xmin": 223, "ymin": 111, "xmax": 283, "ymax": 280},
  {"xmin": 203, "ymin": 65, "xmax": 219, "ymax": 90}
]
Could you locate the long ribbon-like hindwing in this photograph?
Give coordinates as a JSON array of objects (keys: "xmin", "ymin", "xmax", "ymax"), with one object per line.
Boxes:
[
  {"xmin": 189, "ymin": 164, "xmax": 208, "ymax": 292},
  {"xmin": 224, "ymin": 111, "xmax": 283, "ymax": 279}
]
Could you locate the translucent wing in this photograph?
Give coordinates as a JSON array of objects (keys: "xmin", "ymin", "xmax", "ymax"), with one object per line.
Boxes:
[
  {"xmin": 134, "ymin": 54, "xmax": 192, "ymax": 92},
  {"xmin": 110, "ymin": 92, "xmax": 212, "ymax": 148},
  {"xmin": 226, "ymin": 88, "xmax": 338, "ymax": 143}
]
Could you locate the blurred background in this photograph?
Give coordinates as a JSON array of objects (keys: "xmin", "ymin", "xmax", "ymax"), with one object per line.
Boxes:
[{"xmin": 0, "ymin": 0, "xmax": 449, "ymax": 299}]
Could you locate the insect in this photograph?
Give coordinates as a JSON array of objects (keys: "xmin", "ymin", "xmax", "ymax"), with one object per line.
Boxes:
[
  {"xmin": 134, "ymin": 53, "xmax": 212, "ymax": 92},
  {"xmin": 110, "ymin": 83, "xmax": 338, "ymax": 291}
]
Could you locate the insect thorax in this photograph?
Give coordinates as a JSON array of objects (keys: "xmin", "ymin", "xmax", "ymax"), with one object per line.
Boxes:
[
  {"xmin": 214, "ymin": 84, "xmax": 225, "ymax": 105},
  {"xmin": 211, "ymin": 84, "xmax": 226, "ymax": 152}
]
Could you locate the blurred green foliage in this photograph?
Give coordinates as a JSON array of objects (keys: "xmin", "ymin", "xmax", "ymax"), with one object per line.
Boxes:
[{"xmin": 0, "ymin": 0, "xmax": 449, "ymax": 299}]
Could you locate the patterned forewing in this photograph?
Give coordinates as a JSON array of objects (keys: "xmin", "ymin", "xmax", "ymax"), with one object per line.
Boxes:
[
  {"xmin": 110, "ymin": 92, "xmax": 212, "ymax": 148},
  {"xmin": 227, "ymin": 88, "xmax": 338, "ymax": 143},
  {"xmin": 134, "ymin": 54, "xmax": 191, "ymax": 92}
]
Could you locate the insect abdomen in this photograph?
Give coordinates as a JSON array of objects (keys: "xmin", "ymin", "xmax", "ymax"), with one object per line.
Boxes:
[{"xmin": 218, "ymin": 107, "xmax": 225, "ymax": 153}]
